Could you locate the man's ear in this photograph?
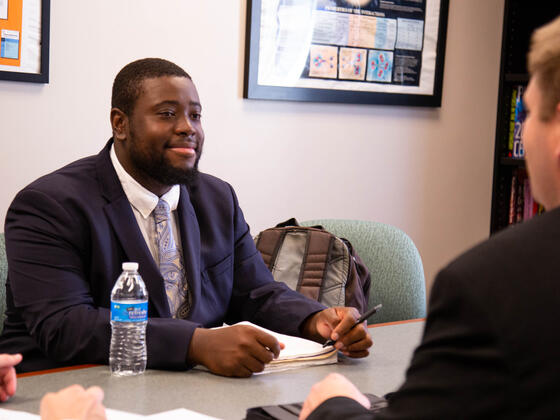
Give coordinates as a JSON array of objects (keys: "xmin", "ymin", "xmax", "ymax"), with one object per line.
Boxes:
[
  {"xmin": 110, "ymin": 108, "xmax": 128, "ymax": 141},
  {"xmin": 552, "ymin": 102, "xmax": 560, "ymax": 159},
  {"xmin": 555, "ymin": 101, "xmax": 560, "ymax": 122}
]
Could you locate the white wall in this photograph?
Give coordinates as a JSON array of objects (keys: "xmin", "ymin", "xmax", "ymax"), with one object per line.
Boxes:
[{"xmin": 0, "ymin": 0, "xmax": 504, "ymax": 295}]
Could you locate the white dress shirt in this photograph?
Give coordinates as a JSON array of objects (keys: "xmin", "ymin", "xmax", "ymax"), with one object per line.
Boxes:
[{"xmin": 110, "ymin": 144, "xmax": 183, "ymax": 265}]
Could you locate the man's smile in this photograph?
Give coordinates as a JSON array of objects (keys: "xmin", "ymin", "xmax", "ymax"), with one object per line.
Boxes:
[{"xmin": 168, "ymin": 146, "xmax": 196, "ymax": 157}]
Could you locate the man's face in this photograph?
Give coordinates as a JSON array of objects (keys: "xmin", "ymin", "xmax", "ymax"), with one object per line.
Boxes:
[
  {"xmin": 119, "ymin": 76, "xmax": 205, "ymax": 194},
  {"xmin": 523, "ymin": 76, "xmax": 560, "ymax": 209}
]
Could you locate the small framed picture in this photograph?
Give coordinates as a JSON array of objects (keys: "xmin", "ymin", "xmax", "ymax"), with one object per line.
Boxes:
[{"xmin": 0, "ymin": 0, "xmax": 50, "ymax": 83}]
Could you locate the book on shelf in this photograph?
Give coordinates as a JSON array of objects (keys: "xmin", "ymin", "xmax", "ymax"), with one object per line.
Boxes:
[
  {"xmin": 523, "ymin": 177, "xmax": 532, "ymax": 221},
  {"xmin": 515, "ymin": 171, "xmax": 524, "ymax": 223},
  {"xmin": 512, "ymin": 85, "xmax": 526, "ymax": 159},
  {"xmin": 507, "ymin": 85, "xmax": 517, "ymax": 156},
  {"xmin": 508, "ymin": 169, "xmax": 543, "ymax": 226},
  {"xmin": 508, "ymin": 169, "xmax": 517, "ymax": 225}
]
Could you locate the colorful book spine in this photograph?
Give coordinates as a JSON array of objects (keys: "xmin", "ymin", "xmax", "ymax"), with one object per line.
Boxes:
[
  {"xmin": 508, "ymin": 86, "xmax": 517, "ymax": 156},
  {"xmin": 508, "ymin": 170, "xmax": 517, "ymax": 225},
  {"xmin": 507, "ymin": 169, "xmax": 545, "ymax": 226},
  {"xmin": 512, "ymin": 85, "xmax": 526, "ymax": 159},
  {"xmin": 515, "ymin": 172, "xmax": 524, "ymax": 223},
  {"xmin": 523, "ymin": 177, "xmax": 533, "ymax": 220}
]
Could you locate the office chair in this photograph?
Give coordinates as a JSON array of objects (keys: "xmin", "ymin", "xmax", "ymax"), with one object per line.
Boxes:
[{"xmin": 301, "ymin": 219, "xmax": 426, "ymax": 324}]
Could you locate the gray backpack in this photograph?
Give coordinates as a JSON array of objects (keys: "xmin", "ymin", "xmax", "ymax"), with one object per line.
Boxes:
[{"xmin": 254, "ymin": 219, "xmax": 371, "ymax": 313}]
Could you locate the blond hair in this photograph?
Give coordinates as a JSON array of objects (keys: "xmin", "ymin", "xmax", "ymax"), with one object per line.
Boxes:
[{"xmin": 528, "ymin": 15, "xmax": 560, "ymax": 120}]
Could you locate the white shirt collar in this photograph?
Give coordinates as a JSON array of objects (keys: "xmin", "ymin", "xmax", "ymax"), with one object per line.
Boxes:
[{"xmin": 110, "ymin": 143, "xmax": 180, "ymax": 219}]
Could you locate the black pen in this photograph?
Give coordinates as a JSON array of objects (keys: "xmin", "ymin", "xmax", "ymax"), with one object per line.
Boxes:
[{"xmin": 322, "ymin": 304, "xmax": 383, "ymax": 348}]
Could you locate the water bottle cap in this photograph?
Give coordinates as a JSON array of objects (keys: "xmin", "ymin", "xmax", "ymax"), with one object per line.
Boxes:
[{"xmin": 122, "ymin": 262, "xmax": 139, "ymax": 271}]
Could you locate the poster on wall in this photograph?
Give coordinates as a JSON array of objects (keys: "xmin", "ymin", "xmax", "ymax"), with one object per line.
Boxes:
[
  {"xmin": 244, "ymin": 0, "xmax": 449, "ymax": 107},
  {"xmin": 0, "ymin": 0, "xmax": 50, "ymax": 83}
]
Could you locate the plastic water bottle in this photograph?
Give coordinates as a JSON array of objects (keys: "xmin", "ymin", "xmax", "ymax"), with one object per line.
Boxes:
[{"xmin": 110, "ymin": 262, "xmax": 148, "ymax": 376}]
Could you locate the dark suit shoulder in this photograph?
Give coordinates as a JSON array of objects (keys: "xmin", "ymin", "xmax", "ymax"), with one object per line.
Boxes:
[
  {"xmin": 20, "ymin": 154, "xmax": 99, "ymax": 198},
  {"xmin": 188, "ymin": 172, "xmax": 232, "ymax": 194},
  {"xmin": 442, "ymin": 208, "xmax": 560, "ymax": 288},
  {"xmin": 186, "ymin": 172, "xmax": 238, "ymax": 211},
  {"xmin": 433, "ymin": 208, "xmax": 560, "ymax": 370},
  {"xmin": 396, "ymin": 208, "xmax": 560, "ymax": 418}
]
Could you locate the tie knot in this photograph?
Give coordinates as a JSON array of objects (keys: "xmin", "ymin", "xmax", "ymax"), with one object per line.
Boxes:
[{"xmin": 154, "ymin": 199, "xmax": 171, "ymax": 223}]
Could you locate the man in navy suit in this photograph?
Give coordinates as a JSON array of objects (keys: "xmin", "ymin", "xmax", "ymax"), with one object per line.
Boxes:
[
  {"xmin": 0, "ymin": 58, "xmax": 372, "ymax": 375},
  {"xmin": 299, "ymin": 15, "xmax": 560, "ymax": 419}
]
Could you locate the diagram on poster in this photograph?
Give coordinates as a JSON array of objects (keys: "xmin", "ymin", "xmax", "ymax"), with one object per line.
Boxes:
[
  {"xmin": 309, "ymin": 45, "xmax": 338, "ymax": 78},
  {"xmin": 339, "ymin": 47, "xmax": 366, "ymax": 80},
  {"xmin": 367, "ymin": 50, "xmax": 393, "ymax": 82}
]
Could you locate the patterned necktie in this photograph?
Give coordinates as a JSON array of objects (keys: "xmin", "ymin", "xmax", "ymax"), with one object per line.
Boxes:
[{"xmin": 153, "ymin": 199, "xmax": 187, "ymax": 318}]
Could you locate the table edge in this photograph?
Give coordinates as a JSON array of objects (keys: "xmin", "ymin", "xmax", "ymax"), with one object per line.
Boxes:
[
  {"xmin": 17, "ymin": 318, "xmax": 425, "ymax": 378},
  {"xmin": 368, "ymin": 317, "xmax": 425, "ymax": 328},
  {"xmin": 17, "ymin": 364, "xmax": 100, "ymax": 378}
]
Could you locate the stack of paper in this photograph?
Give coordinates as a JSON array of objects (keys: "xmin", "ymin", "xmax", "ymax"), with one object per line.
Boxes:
[
  {"xmin": 0, "ymin": 407, "xmax": 220, "ymax": 420},
  {"xmin": 235, "ymin": 321, "xmax": 338, "ymax": 374}
]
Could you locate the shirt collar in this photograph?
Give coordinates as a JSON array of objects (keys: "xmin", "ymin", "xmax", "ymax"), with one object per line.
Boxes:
[{"xmin": 110, "ymin": 144, "xmax": 180, "ymax": 219}]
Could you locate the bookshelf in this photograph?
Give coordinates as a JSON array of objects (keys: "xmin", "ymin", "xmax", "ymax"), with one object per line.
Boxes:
[{"xmin": 490, "ymin": 1, "xmax": 560, "ymax": 234}]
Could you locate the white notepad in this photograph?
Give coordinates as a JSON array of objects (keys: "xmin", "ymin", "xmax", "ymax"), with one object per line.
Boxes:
[
  {"xmin": 0, "ymin": 407, "xmax": 220, "ymax": 420},
  {"xmin": 230, "ymin": 321, "xmax": 338, "ymax": 374},
  {"xmin": 193, "ymin": 321, "xmax": 338, "ymax": 374}
]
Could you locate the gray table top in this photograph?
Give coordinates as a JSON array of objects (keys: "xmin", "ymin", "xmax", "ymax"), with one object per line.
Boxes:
[{"xmin": 6, "ymin": 320, "xmax": 424, "ymax": 420}]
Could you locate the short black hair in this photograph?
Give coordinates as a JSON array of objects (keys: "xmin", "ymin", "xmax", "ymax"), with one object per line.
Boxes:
[{"xmin": 111, "ymin": 58, "xmax": 191, "ymax": 116}]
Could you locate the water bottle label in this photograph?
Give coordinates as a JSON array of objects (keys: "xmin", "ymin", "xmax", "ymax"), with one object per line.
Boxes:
[{"xmin": 111, "ymin": 301, "xmax": 148, "ymax": 322}]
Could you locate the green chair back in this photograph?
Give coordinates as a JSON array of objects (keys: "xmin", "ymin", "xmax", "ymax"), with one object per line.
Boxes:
[
  {"xmin": 0, "ymin": 233, "xmax": 7, "ymax": 333},
  {"xmin": 301, "ymin": 219, "xmax": 426, "ymax": 324}
]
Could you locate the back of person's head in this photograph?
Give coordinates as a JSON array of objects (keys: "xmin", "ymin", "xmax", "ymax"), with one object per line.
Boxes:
[
  {"xmin": 111, "ymin": 58, "xmax": 191, "ymax": 116},
  {"xmin": 528, "ymin": 15, "xmax": 560, "ymax": 120}
]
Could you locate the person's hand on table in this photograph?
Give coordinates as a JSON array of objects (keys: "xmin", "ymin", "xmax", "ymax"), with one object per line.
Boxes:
[
  {"xmin": 302, "ymin": 307, "xmax": 372, "ymax": 357},
  {"xmin": 0, "ymin": 353, "xmax": 22, "ymax": 402},
  {"xmin": 188, "ymin": 324, "xmax": 285, "ymax": 377},
  {"xmin": 299, "ymin": 373, "xmax": 371, "ymax": 420},
  {"xmin": 40, "ymin": 384, "xmax": 106, "ymax": 420}
]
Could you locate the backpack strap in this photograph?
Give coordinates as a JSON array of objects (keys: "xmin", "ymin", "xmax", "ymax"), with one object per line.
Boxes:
[
  {"xmin": 255, "ymin": 229, "xmax": 287, "ymax": 270},
  {"xmin": 341, "ymin": 239, "xmax": 371, "ymax": 314},
  {"xmin": 297, "ymin": 231, "xmax": 333, "ymax": 301}
]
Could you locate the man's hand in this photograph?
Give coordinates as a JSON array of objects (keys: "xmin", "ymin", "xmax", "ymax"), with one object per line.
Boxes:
[
  {"xmin": 188, "ymin": 325, "xmax": 284, "ymax": 377},
  {"xmin": 302, "ymin": 307, "xmax": 372, "ymax": 357},
  {"xmin": 40, "ymin": 384, "xmax": 106, "ymax": 420},
  {"xmin": 0, "ymin": 353, "xmax": 22, "ymax": 402},
  {"xmin": 299, "ymin": 373, "xmax": 370, "ymax": 420}
]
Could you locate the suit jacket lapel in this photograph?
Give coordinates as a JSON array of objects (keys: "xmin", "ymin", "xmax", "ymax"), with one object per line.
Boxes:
[
  {"xmin": 177, "ymin": 185, "xmax": 201, "ymax": 313},
  {"xmin": 96, "ymin": 140, "xmax": 171, "ymax": 318}
]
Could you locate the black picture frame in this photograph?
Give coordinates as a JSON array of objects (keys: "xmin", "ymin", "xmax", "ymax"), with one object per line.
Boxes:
[
  {"xmin": 0, "ymin": 0, "xmax": 50, "ymax": 83},
  {"xmin": 244, "ymin": 0, "xmax": 449, "ymax": 107}
]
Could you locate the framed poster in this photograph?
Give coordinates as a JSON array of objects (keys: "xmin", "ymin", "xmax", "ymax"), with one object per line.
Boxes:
[
  {"xmin": 0, "ymin": 0, "xmax": 50, "ymax": 83},
  {"xmin": 244, "ymin": 0, "xmax": 449, "ymax": 107}
]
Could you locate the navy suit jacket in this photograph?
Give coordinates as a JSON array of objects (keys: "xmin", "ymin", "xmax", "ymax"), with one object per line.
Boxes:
[{"xmin": 0, "ymin": 140, "xmax": 324, "ymax": 373}]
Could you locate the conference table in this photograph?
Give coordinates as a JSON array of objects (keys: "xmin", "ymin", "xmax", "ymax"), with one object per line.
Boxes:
[{"xmin": 6, "ymin": 319, "xmax": 424, "ymax": 419}]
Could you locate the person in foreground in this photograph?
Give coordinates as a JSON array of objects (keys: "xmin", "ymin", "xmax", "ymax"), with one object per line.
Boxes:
[
  {"xmin": 0, "ymin": 58, "xmax": 372, "ymax": 376},
  {"xmin": 300, "ymin": 15, "xmax": 560, "ymax": 420},
  {"xmin": 0, "ymin": 353, "xmax": 21, "ymax": 402},
  {"xmin": 39, "ymin": 385, "xmax": 106, "ymax": 420},
  {"xmin": 0, "ymin": 353, "xmax": 105, "ymax": 419}
]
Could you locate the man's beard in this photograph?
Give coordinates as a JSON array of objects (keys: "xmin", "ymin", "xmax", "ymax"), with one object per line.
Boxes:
[{"xmin": 128, "ymin": 131, "xmax": 202, "ymax": 187}]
